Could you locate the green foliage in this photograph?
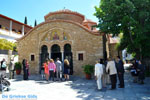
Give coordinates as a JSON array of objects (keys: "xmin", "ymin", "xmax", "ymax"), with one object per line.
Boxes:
[
  {"xmin": 145, "ymin": 70, "xmax": 150, "ymax": 77},
  {"xmin": 82, "ymin": 65, "xmax": 94, "ymax": 74},
  {"xmin": 15, "ymin": 62, "xmax": 22, "ymax": 70},
  {"xmin": 95, "ymin": 0, "xmax": 150, "ymax": 59},
  {"xmin": 0, "ymin": 39, "xmax": 17, "ymax": 51}
]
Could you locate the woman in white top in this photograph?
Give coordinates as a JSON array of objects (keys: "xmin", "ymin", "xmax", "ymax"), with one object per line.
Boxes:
[{"xmin": 106, "ymin": 58, "xmax": 117, "ymax": 90}]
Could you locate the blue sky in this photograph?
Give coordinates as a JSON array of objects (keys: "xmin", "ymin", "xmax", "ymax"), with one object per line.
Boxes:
[{"xmin": 1, "ymin": 0, "xmax": 100, "ymax": 27}]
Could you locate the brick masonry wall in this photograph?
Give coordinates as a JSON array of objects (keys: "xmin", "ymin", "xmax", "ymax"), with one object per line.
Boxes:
[
  {"xmin": 17, "ymin": 21, "xmax": 103, "ymax": 76},
  {"xmin": 109, "ymin": 44, "xmax": 122, "ymax": 59},
  {"xmin": 12, "ymin": 22, "xmax": 22, "ymax": 32},
  {"xmin": 45, "ymin": 13, "xmax": 84, "ymax": 24},
  {"xmin": 0, "ymin": 17, "xmax": 10, "ymax": 30}
]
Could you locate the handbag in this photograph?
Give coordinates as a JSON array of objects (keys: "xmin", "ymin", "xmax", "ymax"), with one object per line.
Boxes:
[
  {"xmin": 130, "ymin": 69, "xmax": 138, "ymax": 76},
  {"xmin": 2, "ymin": 62, "xmax": 6, "ymax": 68}
]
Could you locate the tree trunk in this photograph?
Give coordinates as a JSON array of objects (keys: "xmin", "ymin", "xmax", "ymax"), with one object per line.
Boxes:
[
  {"xmin": 139, "ymin": 47, "xmax": 142, "ymax": 61},
  {"xmin": 103, "ymin": 34, "xmax": 107, "ymax": 61},
  {"xmin": 128, "ymin": 27, "xmax": 134, "ymax": 44}
]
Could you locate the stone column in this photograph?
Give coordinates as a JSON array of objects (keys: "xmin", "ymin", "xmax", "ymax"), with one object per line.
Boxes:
[
  {"xmin": 7, "ymin": 50, "xmax": 12, "ymax": 75},
  {"xmin": 48, "ymin": 48, "xmax": 51, "ymax": 59},
  {"xmin": 8, "ymin": 50, "xmax": 13, "ymax": 79},
  {"xmin": 9, "ymin": 20, "xmax": 12, "ymax": 35},
  {"xmin": 61, "ymin": 51, "xmax": 64, "ymax": 71},
  {"xmin": 22, "ymin": 25, "xmax": 24, "ymax": 35},
  {"xmin": 61, "ymin": 51, "xmax": 64, "ymax": 61}
]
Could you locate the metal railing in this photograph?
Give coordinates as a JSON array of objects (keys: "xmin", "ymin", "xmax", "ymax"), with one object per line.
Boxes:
[{"xmin": 0, "ymin": 50, "xmax": 18, "ymax": 55}]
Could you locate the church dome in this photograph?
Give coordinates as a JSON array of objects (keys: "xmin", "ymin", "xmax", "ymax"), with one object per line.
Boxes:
[{"xmin": 44, "ymin": 9, "xmax": 85, "ymax": 24}]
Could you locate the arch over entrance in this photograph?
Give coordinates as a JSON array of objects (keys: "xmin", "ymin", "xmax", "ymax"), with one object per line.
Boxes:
[
  {"xmin": 64, "ymin": 44, "xmax": 73, "ymax": 75},
  {"xmin": 51, "ymin": 44, "xmax": 61, "ymax": 61},
  {"xmin": 64, "ymin": 44, "xmax": 71, "ymax": 52},
  {"xmin": 40, "ymin": 45, "xmax": 49, "ymax": 73}
]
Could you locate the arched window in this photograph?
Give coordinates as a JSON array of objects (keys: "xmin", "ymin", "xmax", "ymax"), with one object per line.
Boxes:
[
  {"xmin": 40, "ymin": 45, "xmax": 49, "ymax": 71},
  {"xmin": 64, "ymin": 44, "xmax": 71, "ymax": 53},
  {"xmin": 41, "ymin": 45, "xmax": 48, "ymax": 53},
  {"xmin": 51, "ymin": 44, "xmax": 60, "ymax": 53}
]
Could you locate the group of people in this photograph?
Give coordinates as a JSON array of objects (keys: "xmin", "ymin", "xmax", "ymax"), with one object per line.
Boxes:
[
  {"xmin": 42, "ymin": 58, "xmax": 70, "ymax": 81},
  {"xmin": 95, "ymin": 56, "xmax": 125, "ymax": 91},
  {"xmin": 130, "ymin": 59, "xmax": 145, "ymax": 84},
  {"xmin": 22, "ymin": 59, "xmax": 29, "ymax": 80},
  {"xmin": 0, "ymin": 58, "xmax": 15, "ymax": 79}
]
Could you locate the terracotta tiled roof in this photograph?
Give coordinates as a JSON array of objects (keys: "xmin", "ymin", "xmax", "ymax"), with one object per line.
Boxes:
[
  {"xmin": 44, "ymin": 9, "xmax": 85, "ymax": 20},
  {"xmin": 83, "ymin": 19, "xmax": 97, "ymax": 24},
  {"xmin": 0, "ymin": 14, "xmax": 32, "ymax": 29}
]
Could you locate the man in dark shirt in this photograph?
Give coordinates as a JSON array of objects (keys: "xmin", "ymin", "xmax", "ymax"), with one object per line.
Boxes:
[{"xmin": 116, "ymin": 56, "xmax": 125, "ymax": 88}]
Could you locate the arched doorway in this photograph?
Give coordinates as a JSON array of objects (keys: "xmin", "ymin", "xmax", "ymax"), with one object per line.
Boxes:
[
  {"xmin": 51, "ymin": 44, "xmax": 61, "ymax": 61},
  {"xmin": 64, "ymin": 44, "xmax": 73, "ymax": 75},
  {"xmin": 40, "ymin": 45, "xmax": 49, "ymax": 73}
]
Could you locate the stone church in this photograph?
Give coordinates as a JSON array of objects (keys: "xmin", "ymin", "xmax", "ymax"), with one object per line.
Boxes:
[{"xmin": 17, "ymin": 9, "xmax": 104, "ymax": 76}]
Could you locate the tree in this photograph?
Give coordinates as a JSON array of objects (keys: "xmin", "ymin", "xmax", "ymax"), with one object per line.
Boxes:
[
  {"xmin": 34, "ymin": 19, "xmax": 37, "ymax": 27},
  {"xmin": 0, "ymin": 39, "xmax": 17, "ymax": 51},
  {"xmin": 95, "ymin": 0, "xmax": 150, "ymax": 60},
  {"xmin": 24, "ymin": 16, "xmax": 27, "ymax": 24}
]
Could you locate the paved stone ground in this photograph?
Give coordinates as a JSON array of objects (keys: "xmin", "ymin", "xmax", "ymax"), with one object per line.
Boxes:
[{"xmin": 0, "ymin": 71, "xmax": 150, "ymax": 100}]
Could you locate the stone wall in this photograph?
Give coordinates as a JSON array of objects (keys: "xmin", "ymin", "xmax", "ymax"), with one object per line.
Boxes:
[
  {"xmin": 108, "ymin": 43, "xmax": 122, "ymax": 59},
  {"xmin": 45, "ymin": 13, "xmax": 84, "ymax": 24},
  {"xmin": 17, "ymin": 20, "xmax": 103, "ymax": 76}
]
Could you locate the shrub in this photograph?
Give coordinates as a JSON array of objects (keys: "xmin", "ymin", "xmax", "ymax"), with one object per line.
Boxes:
[
  {"xmin": 15, "ymin": 62, "xmax": 22, "ymax": 70},
  {"xmin": 82, "ymin": 64, "xmax": 94, "ymax": 74}
]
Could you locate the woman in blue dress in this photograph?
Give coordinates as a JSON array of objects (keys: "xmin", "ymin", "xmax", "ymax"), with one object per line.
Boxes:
[{"xmin": 64, "ymin": 59, "xmax": 70, "ymax": 81}]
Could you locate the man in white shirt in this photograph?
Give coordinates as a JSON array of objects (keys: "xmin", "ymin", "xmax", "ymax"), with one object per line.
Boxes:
[
  {"xmin": 55, "ymin": 58, "xmax": 62, "ymax": 81},
  {"xmin": 95, "ymin": 61, "xmax": 103, "ymax": 90}
]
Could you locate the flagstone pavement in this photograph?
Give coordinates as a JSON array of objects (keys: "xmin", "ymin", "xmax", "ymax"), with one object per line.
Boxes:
[{"xmin": 0, "ymin": 70, "xmax": 150, "ymax": 100}]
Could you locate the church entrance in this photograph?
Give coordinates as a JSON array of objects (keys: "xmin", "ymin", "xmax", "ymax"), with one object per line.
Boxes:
[
  {"xmin": 51, "ymin": 44, "xmax": 62, "ymax": 61},
  {"xmin": 64, "ymin": 44, "xmax": 73, "ymax": 75},
  {"xmin": 40, "ymin": 45, "xmax": 49, "ymax": 73}
]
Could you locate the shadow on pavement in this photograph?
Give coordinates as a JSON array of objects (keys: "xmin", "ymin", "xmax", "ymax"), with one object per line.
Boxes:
[
  {"xmin": 7, "ymin": 71, "xmax": 150, "ymax": 100},
  {"xmin": 65, "ymin": 76, "xmax": 106, "ymax": 100}
]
